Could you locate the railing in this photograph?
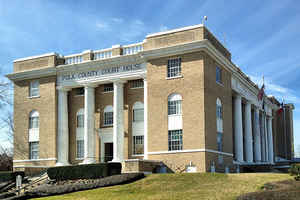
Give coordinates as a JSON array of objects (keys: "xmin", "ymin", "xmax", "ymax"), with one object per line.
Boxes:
[
  {"xmin": 65, "ymin": 54, "xmax": 83, "ymax": 65},
  {"xmin": 94, "ymin": 49, "xmax": 113, "ymax": 60},
  {"xmin": 123, "ymin": 43, "xmax": 143, "ymax": 55}
]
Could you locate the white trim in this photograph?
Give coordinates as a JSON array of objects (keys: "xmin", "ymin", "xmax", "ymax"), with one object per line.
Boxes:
[
  {"xmin": 94, "ymin": 47, "xmax": 113, "ymax": 53},
  {"xmin": 146, "ymin": 24, "xmax": 203, "ymax": 38},
  {"xmin": 13, "ymin": 52, "xmax": 57, "ymax": 62},
  {"xmin": 64, "ymin": 53, "xmax": 83, "ymax": 58},
  {"xmin": 123, "ymin": 42, "xmax": 144, "ymax": 48},
  {"xmin": 13, "ymin": 158, "xmax": 57, "ymax": 163},
  {"xmin": 132, "ymin": 154, "xmax": 144, "ymax": 157},
  {"xmin": 148, "ymin": 149, "xmax": 233, "ymax": 156},
  {"xmin": 166, "ymin": 75, "xmax": 183, "ymax": 80}
]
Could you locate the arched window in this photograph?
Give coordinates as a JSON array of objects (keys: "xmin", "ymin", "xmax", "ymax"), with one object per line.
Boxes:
[
  {"xmin": 216, "ymin": 98, "xmax": 223, "ymax": 164},
  {"xmin": 168, "ymin": 93, "xmax": 183, "ymax": 151},
  {"xmin": 76, "ymin": 109, "xmax": 84, "ymax": 158},
  {"xmin": 29, "ymin": 110, "xmax": 39, "ymax": 159},
  {"xmin": 133, "ymin": 102, "xmax": 144, "ymax": 122},
  {"xmin": 168, "ymin": 93, "xmax": 182, "ymax": 115},
  {"xmin": 104, "ymin": 105, "xmax": 113, "ymax": 126}
]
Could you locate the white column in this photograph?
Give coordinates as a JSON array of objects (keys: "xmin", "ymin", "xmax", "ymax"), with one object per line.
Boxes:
[
  {"xmin": 82, "ymin": 85, "xmax": 96, "ymax": 164},
  {"xmin": 260, "ymin": 113, "xmax": 266, "ymax": 162},
  {"xmin": 112, "ymin": 81, "xmax": 125, "ymax": 162},
  {"xmin": 267, "ymin": 116, "xmax": 274, "ymax": 163},
  {"xmin": 254, "ymin": 107, "xmax": 261, "ymax": 162},
  {"xmin": 244, "ymin": 101, "xmax": 253, "ymax": 163},
  {"xmin": 56, "ymin": 87, "xmax": 70, "ymax": 166},
  {"xmin": 264, "ymin": 114, "xmax": 269, "ymax": 162},
  {"xmin": 143, "ymin": 78, "xmax": 148, "ymax": 160},
  {"xmin": 234, "ymin": 95, "xmax": 244, "ymax": 162},
  {"xmin": 100, "ymin": 140, "xmax": 105, "ymax": 163}
]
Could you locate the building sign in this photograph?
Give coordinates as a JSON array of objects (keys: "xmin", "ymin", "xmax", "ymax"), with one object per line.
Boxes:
[{"xmin": 61, "ymin": 63, "xmax": 142, "ymax": 81}]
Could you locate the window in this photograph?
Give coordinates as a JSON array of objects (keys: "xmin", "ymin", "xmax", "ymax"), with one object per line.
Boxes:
[
  {"xmin": 76, "ymin": 109, "xmax": 84, "ymax": 158},
  {"xmin": 103, "ymin": 83, "xmax": 113, "ymax": 92},
  {"xmin": 75, "ymin": 87, "xmax": 84, "ymax": 96},
  {"xmin": 168, "ymin": 94, "xmax": 182, "ymax": 115},
  {"xmin": 29, "ymin": 80, "xmax": 39, "ymax": 97},
  {"xmin": 76, "ymin": 140, "xmax": 84, "ymax": 158},
  {"xmin": 77, "ymin": 113, "xmax": 84, "ymax": 128},
  {"xmin": 216, "ymin": 98, "xmax": 223, "ymax": 154},
  {"xmin": 104, "ymin": 105, "xmax": 113, "ymax": 126},
  {"xmin": 29, "ymin": 141, "xmax": 39, "ymax": 159},
  {"xmin": 217, "ymin": 132, "xmax": 223, "ymax": 152},
  {"xmin": 133, "ymin": 102, "xmax": 144, "ymax": 122},
  {"xmin": 29, "ymin": 115, "xmax": 39, "ymax": 129},
  {"xmin": 216, "ymin": 66, "xmax": 222, "ymax": 84},
  {"xmin": 130, "ymin": 79, "xmax": 144, "ymax": 89},
  {"xmin": 168, "ymin": 130, "xmax": 183, "ymax": 151},
  {"xmin": 167, "ymin": 58, "xmax": 181, "ymax": 78},
  {"xmin": 133, "ymin": 136, "xmax": 144, "ymax": 155}
]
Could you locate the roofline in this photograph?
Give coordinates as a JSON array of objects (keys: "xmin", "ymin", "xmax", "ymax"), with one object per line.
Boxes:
[
  {"xmin": 146, "ymin": 24, "xmax": 203, "ymax": 38},
  {"xmin": 13, "ymin": 52, "xmax": 57, "ymax": 63}
]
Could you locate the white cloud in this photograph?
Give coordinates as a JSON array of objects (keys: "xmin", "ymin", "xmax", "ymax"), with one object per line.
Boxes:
[
  {"xmin": 96, "ymin": 21, "xmax": 110, "ymax": 31},
  {"xmin": 111, "ymin": 17, "xmax": 123, "ymax": 23}
]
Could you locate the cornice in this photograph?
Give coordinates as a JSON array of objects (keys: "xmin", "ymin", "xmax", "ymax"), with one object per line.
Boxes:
[{"xmin": 6, "ymin": 67, "xmax": 56, "ymax": 81}]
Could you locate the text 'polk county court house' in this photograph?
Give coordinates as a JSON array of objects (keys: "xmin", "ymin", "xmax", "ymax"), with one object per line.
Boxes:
[{"xmin": 6, "ymin": 24, "xmax": 295, "ymax": 173}]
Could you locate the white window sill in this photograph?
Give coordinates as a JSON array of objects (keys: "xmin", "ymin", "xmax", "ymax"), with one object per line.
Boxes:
[
  {"xmin": 168, "ymin": 114, "xmax": 182, "ymax": 117},
  {"xmin": 166, "ymin": 75, "xmax": 183, "ymax": 80},
  {"xmin": 102, "ymin": 91, "xmax": 113, "ymax": 94},
  {"xmin": 75, "ymin": 158, "xmax": 84, "ymax": 160},
  {"xmin": 28, "ymin": 95, "xmax": 40, "ymax": 99},
  {"xmin": 102, "ymin": 124, "xmax": 113, "ymax": 127},
  {"xmin": 74, "ymin": 94, "xmax": 84, "ymax": 97},
  {"xmin": 132, "ymin": 154, "xmax": 144, "ymax": 157},
  {"xmin": 130, "ymin": 87, "xmax": 144, "ymax": 90},
  {"xmin": 216, "ymin": 81, "xmax": 224, "ymax": 87}
]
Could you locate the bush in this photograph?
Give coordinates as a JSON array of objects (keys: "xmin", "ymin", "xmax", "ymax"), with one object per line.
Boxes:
[
  {"xmin": 47, "ymin": 163, "xmax": 121, "ymax": 181},
  {"xmin": 0, "ymin": 171, "xmax": 25, "ymax": 182},
  {"xmin": 289, "ymin": 164, "xmax": 300, "ymax": 181}
]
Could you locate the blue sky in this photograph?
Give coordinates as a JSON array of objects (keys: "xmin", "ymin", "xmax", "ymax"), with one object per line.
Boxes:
[{"xmin": 0, "ymin": 0, "xmax": 299, "ymax": 155}]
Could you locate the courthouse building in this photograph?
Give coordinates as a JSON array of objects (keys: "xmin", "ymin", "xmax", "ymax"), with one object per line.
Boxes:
[{"xmin": 7, "ymin": 24, "xmax": 295, "ymax": 173}]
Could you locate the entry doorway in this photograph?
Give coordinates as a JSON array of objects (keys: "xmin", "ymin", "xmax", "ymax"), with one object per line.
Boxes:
[{"xmin": 104, "ymin": 143, "xmax": 113, "ymax": 162}]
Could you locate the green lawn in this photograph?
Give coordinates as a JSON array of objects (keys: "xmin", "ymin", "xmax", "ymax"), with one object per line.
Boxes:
[{"xmin": 33, "ymin": 173, "xmax": 293, "ymax": 200}]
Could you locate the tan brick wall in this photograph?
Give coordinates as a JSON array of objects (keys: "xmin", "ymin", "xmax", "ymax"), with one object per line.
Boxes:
[
  {"xmin": 13, "ymin": 55, "xmax": 57, "ymax": 72},
  {"xmin": 112, "ymin": 47, "xmax": 122, "ymax": 56},
  {"xmin": 82, "ymin": 51, "xmax": 93, "ymax": 61},
  {"xmin": 203, "ymin": 52, "xmax": 233, "ymax": 154},
  {"xmin": 147, "ymin": 52, "xmax": 205, "ymax": 153},
  {"xmin": 13, "ymin": 76, "xmax": 57, "ymax": 164},
  {"xmin": 149, "ymin": 152, "xmax": 206, "ymax": 172}
]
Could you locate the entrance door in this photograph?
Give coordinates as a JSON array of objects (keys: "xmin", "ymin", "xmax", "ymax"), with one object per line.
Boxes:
[{"xmin": 104, "ymin": 143, "xmax": 113, "ymax": 162}]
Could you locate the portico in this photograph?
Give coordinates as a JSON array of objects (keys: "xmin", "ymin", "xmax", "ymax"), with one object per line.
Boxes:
[{"xmin": 55, "ymin": 61, "xmax": 147, "ymax": 166}]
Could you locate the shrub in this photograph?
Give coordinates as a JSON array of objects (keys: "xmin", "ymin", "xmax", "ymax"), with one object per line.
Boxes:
[
  {"xmin": 47, "ymin": 163, "xmax": 121, "ymax": 181},
  {"xmin": 289, "ymin": 164, "xmax": 300, "ymax": 181},
  {"xmin": 0, "ymin": 171, "xmax": 25, "ymax": 182}
]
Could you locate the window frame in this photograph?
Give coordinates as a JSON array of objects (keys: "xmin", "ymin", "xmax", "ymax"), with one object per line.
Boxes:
[
  {"xmin": 167, "ymin": 58, "xmax": 182, "ymax": 78},
  {"xmin": 130, "ymin": 79, "xmax": 144, "ymax": 89},
  {"xmin": 216, "ymin": 66, "xmax": 222, "ymax": 84},
  {"xmin": 76, "ymin": 139, "xmax": 84, "ymax": 159},
  {"xmin": 29, "ymin": 141, "xmax": 39, "ymax": 159},
  {"xmin": 133, "ymin": 135, "xmax": 144, "ymax": 155},
  {"xmin": 29, "ymin": 80, "xmax": 40, "ymax": 98},
  {"xmin": 168, "ymin": 129, "xmax": 183, "ymax": 151},
  {"xmin": 103, "ymin": 83, "xmax": 113, "ymax": 93}
]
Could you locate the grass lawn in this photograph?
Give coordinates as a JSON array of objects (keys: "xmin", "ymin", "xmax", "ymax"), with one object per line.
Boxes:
[{"xmin": 33, "ymin": 173, "xmax": 293, "ymax": 200}]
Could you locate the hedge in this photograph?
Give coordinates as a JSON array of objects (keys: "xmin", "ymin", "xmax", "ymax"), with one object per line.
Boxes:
[
  {"xmin": 47, "ymin": 162, "xmax": 121, "ymax": 181},
  {"xmin": 0, "ymin": 171, "xmax": 25, "ymax": 182},
  {"xmin": 289, "ymin": 164, "xmax": 300, "ymax": 181}
]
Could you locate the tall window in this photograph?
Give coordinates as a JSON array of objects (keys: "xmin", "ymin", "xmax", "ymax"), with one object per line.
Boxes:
[
  {"xmin": 216, "ymin": 66, "xmax": 222, "ymax": 84},
  {"xmin": 168, "ymin": 94, "xmax": 182, "ymax": 115},
  {"xmin": 133, "ymin": 136, "xmax": 144, "ymax": 155},
  {"xmin": 103, "ymin": 83, "xmax": 113, "ymax": 92},
  {"xmin": 29, "ymin": 110, "xmax": 39, "ymax": 159},
  {"xmin": 104, "ymin": 105, "xmax": 113, "ymax": 126},
  {"xmin": 168, "ymin": 130, "xmax": 183, "ymax": 151},
  {"xmin": 168, "ymin": 94, "xmax": 183, "ymax": 151},
  {"xmin": 76, "ymin": 109, "xmax": 84, "ymax": 158},
  {"xmin": 29, "ymin": 80, "xmax": 40, "ymax": 97},
  {"xmin": 133, "ymin": 102, "xmax": 144, "ymax": 122},
  {"xmin": 75, "ymin": 87, "xmax": 84, "ymax": 96},
  {"xmin": 216, "ymin": 98, "xmax": 223, "ymax": 164},
  {"xmin": 167, "ymin": 58, "xmax": 181, "ymax": 78}
]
